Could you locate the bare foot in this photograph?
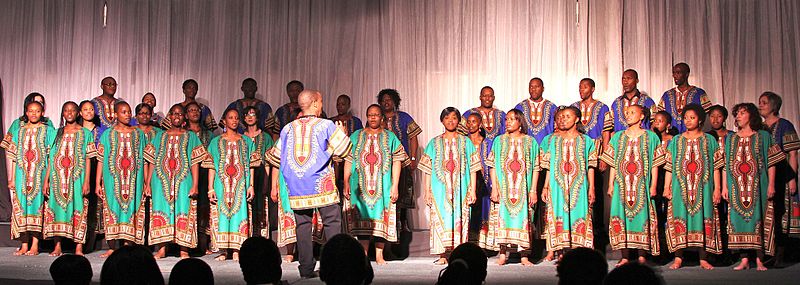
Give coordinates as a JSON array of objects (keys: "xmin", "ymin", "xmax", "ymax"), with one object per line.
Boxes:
[
  {"xmin": 75, "ymin": 244, "xmax": 84, "ymax": 256},
  {"xmin": 616, "ymin": 258, "xmax": 629, "ymax": 268},
  {"xmin": 699, "ymin": 260, "xmax": 714, "ymax": 270},
  {"xmin": 25, "ymin": 249, "xmax": 39, "ymax": 256},
  {"xmin": 14, "ymin": 246, "xmax": 28, "ymax": 256},
  {"xmin": 153, "ymin": 248, "xmax": 166, "ymax": 259},
  {"xmin": 205, "ymin": 249, "xmax": 214, "ymax": 255},
  {"xmin": 733, "ymin": 258, "xmax": 749, "ymax": 271},
  {"xmin": 496, "ymin": 254, "xmax": 508, "ymax": 265},
  {"xmin": 180, "ymin": 251, "xmax": 190, "ymax": 259},
  {"xmin": 100, "ymin": 249, "xmax": 114, "ymax": 258},
  {"xmin": 637, "ymin": 256, "xmax": 647, "ymax": 264},
  {"xmin": 434, "ymin": 257, "xmax": 448, "ymax": 265},
  {"xmin": 669, "ymin": 257, "xmax": 683, "ymax": 269},
  {"xmin": 232, "ymin": 251, "xmax": 239, "ymax": 261},
  {"xmin": 756, "ymin": 258, "xmax": 768, "ymax": 271},
  {"xmin": 49, "ymin": 249, "xmax": 63, "ymax": 257},
  {"xmin": 284, "ymin": 255, "xmax": 294, "ymax": 263},
  {"xmin": 376, "ymin": 257, "xmax": 387, "ymax": 265},
  {"xmin": 215, "ymin": 254, "xmax": 227, "ymax": 261},
  {"xmin": 520, "ymin": 257, "xmax": 535, "ymax": 267},
  {"xmin": 543, "ymin": 251, "xmax": 555, "ymax": 262}
]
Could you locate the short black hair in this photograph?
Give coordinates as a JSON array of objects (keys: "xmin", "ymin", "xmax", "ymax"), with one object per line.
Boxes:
[
  {"xmin": 603, "ymin": 262, "xmax": 662, "ymax": 285},
  {"xmin": 674, "ymin": 62, "xmax": 691, "ymax": 73},
  {"xmin": 242, "ymin": 77, "xmax": 257, "ymax": 85},
  {"xmin": 50, "ymin": 254, "xmax": 92, "ymax": 285},
  {"xmin": 320, "ymin": 234, "xmax": 374, "ymax": 285},
  {"xmin": 655, "ymin": 110, "xmax": 673, "ymax": 125},
  {"xmin": 100, "ymin": 245, "xmax": 164, "ymax": 285},
  {"xmin": 531, "ymin": 77, "xmax": 544, "ymax": 86},
  {"xmin": 480, "ymin": 86, "xmax": 494, "ymax": 92},
  {"xmin": 623, "ymin": 69, "xmax": 639, "ymax": 79},
  {"xmin": 378, "ymin": 89, "xmax": 401, "ymax": 109},
  {"xmin": 286, "ymin": 80, "xmax": 304, "ymax": 90},
  {"xmin": 242, "ymin": 105, "xmax": 260, "ymax": 126},
  {"xmin": 557, "ymin": 247, "xmax": 607, "ymax": 285},
  {"xmin": 169, "ymin": 258, "xmax": 213, "ymax": 285},
  {"xmin": 440, "ymin": 107, "xmax": 462, "ymax": 123},
  {"xmin": 580, "ymin": 78, "xmax": 596, "ymax": 87},
  {"xmin": 239, "ymin": 237, "xmax": 282, "ymax": 285},
  {"xmin": 365, "ymin": 104, "xmax": 384, "ymax": 119},
  {"xmin": 114, "ymin": 100, "xmax": 130, "ymax": 113},
  {"xmin": 135, "ymin": 103, "xmax": 153, "ymax": 115},
  {"xmin": 682, "ymin": 103, "xmax": 706, "ymax": 126},
  {"xmin": 337, "ymin": 94, "xmax": 351, "ymax": 102},
  {"xmin": 708, "ymin": 104, "xmax": 728, "ymax": 120},
  {"xmin": 506, "ymin": 109, "xmax": 528, "ymax": 135},
  {"xmin": 182, "ymin": 79, "xmax": 198, "ymax": 89}
]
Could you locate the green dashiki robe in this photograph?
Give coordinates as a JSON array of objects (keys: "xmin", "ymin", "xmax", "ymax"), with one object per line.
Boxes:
[
  {"xmin": 202, "ymin": 135, "xmax": 260, "ymax": 250},
  {"xmin": 600, "ymin": 130, "xmax": 662, "ymax": 255},
  {"xmin": 144, "ymin": 131, "xmax": 208, "ymax": 248},
  {"xmin": 539, "ymin": 133, "xmax": 598, "ymax": 251},
  {"xmin": 480, "ymin": 134, "xmax": 539, "ymax": 251},
  {"xmin": 247, "ymin": 132, "xmax": 274, "ymax": 238},
  {"xmin": 43, "ymin": 128, "xmax": 97, "ymax": 243},
  {"xmin": 664, "ymin": 134, "xmax": 723, "ymax": 254},
  {"xmin": 343, "ymin": 130, "xmax": 408, "ymax": 242},
  {"xmin": 1, "ymin": 122, "xmax": 56, "ymax": 239},
  {"xmin": 418, "ymin": 135, "xmax": 481, "ymax": 255},
  {"xmin": 97, "ymin": 128, "xmax": 148, "ymax": 244},
  {"xmin": 139, "ymin": 127, "xmax": 162, "ymax": 143},
  {"xmin": 724, "ymin": 131, "xmax": 785, "ymax": 255}
]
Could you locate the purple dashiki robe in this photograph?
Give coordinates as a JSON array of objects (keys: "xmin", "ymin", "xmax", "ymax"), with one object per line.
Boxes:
[
  {"xmin": 657, "ymin": 86, "xmax": 712, "ymax": 133},
  {"xmin": 514, "ymin": 98, "xmax": 557, "ymax": 144},
  {"xmin": 571, "ymin": 100, "xmax": 613, "ymax": 140},
  {"xmin": 610, "ymin": 91, "xmax": 656, "ymax": 132}
]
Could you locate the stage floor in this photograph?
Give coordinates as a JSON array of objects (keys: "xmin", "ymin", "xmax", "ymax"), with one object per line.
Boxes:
[{"xmin": 0, "ymin": 247, "xmax": 798, "ymax": 285}]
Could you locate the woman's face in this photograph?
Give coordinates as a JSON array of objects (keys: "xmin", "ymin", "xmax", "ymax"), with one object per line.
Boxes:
[
  {"xmin": 709, "ymin": 109, "xmax": 725, "ymax": 130},
  {"xmin": 63, "ymin": 104, "xmax": 78, "ymax": 124},
  {"xmin": 652, "ymin": 114, "xmax": 669, "ymax": 132},
  {"xmin": 758, "ymin": 96, "xmax": 772, "ymax": 117},
  {"xmin": 683, "ymin": 110, "xmax": 700, "ymax": 131},
  {"xmin": 116, "ymin": 104, "xmax": 132, "ymax": 125},
  {"xmin": 187, "ymin": 105, "xmax": 201, "ymax": 123},
  {"xmin": 224, "ymin": 111, "xmax": 240, "ymax": 130},
  {"xmin": 365, "ymin": 106, "xmax": 383, "ymax": 130},
  {"xmin": 169, "ymin": 107, "xmax": 186, "ymax": 128},
  {"xmin": 441, "ymin": 112, "xmax": 460, "ymax": 132},
  {"xmin": 136, "ymin": 107, "xmax": 153, "ymax": 127},
  {"xmin": 506, "ymin": 113, "xmax": 521, "ymax": 134},
  {"xmin": 244, "ymin": 109, "xmax": 258, "ymax": 126},
  {"xmin": 466, "ymin": 115, "xmax": 481, "ymax": 134},
  {"xmin": 736, "ymin": 108, "xmax": 751, "ymax": 129},
  {"xmin": 26, "ymin": 103, "xmax": 43, "ymax": 124},
  {"xmin": 80, "ymin": 102, "xmax": 95, "ymax": 121},
  {"xmin": 624, "ymin": 106, "xmax": 643, "ymax": 127}
]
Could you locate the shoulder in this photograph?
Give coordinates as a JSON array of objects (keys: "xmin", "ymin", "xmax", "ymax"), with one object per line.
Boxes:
[
  {"xmin": 779, "ymin": 118, "xmax": 796, "ymax": 130},
  {"xmin": 209, "ymin": 136, "xmax": 221, "ymax": 145},
  {"xmin": 398, "ymin": 111, "xmax": 415, "ymax": 121}
]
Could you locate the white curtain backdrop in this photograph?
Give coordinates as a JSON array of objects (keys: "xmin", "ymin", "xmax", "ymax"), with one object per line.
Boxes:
[{"xmin": 2, "ymin": 0, "xmax": 799, "ymax": 227}]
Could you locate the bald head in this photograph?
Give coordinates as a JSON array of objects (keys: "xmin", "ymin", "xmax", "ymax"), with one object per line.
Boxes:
[{"xmin": 298, "ymin": 89, "xmax": 323, "ymax": 116}]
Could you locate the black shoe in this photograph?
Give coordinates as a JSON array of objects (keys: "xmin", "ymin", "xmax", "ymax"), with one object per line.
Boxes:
[{"xmin": 300, "ymin": 272, "xmax": 318, "ymax": 279}]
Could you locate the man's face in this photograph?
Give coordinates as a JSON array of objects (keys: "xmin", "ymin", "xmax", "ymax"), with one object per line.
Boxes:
[
  {"xmin": 622, "ymin": 71, "xmax": 638, "ymax": 93},
  {"xmin": 479, "ymin": 88, "xmax": 495, "ymax": 108}
]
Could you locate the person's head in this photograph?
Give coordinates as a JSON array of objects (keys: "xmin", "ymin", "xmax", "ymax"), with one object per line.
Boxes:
[
  {"xmin": 672, "ymin": 62, "xmax": 690, "ymax": 86},
  {"xmin": 23, "ymin": 92, "xmax": 46, "ymax": 113},
  {"xmin": 286, "ymin": 80, "xmax": 304, "ymax": 103},
  {"xmin": 440, "ymin": 107, "xmax": 462, "ymax": 133},
  {"xmin": 182, "ymin": 79, "xmax": 199, "ymax": 99},
  {"xmin": 100, "ymin": 245, "xmax": 164, "ymax": 285},
  {"xmin": 242, "ymin": 78, "xmax": 258, "ymax": 99},
  {"xmin": 78, "ymin": 100, "xmax": 99, "ymax": 126},
  {"xmin": 336, "ymin": 94, "xmax": 352, "ymax": 115},
  {"xmin": 603, "ymin": 262, "xmax": 662, "ymax": 285},
  {"xmin": 243, "ymin": 106, "xmax": 260, "ymax": 127},
  {"xmin": 436, "ymin": 242, "xmax": 487, "ymax": 285},
  {"xmin": 623, "ymin": 104, "xmax": 646, "ymax": 128},
  {"xmin": 557, "ymin": 247, "xmax": 607, "ymax": 285},
  {"xmin": 221, "ymin": 108, "xmax": 241, "ymax": 131},
  {"xmin": 708, "ymin": 105, "xmax": 728, "ymax": 131},
  {"xmin": 114, "ymin": 101, "xmax": 132, "ymax": 126},
  {"xmin": 558, "ymin": 106, "xmax": 581, "ymax": 132},
  {"xmin": 298, "ymin": 89, "xmax": 323, "ymax": 116},
  {"xmin": 652, "ymin": 111, "xmax": 673, "ymax": 133},
  {"xmin": 50, "ymin": 254, "xmax": 92, "ymax": 285},
  {"xmin": 169, "ymin": 258, "xmax": 214, "ymax": 285},
  {"xmin": 365, "ymin": 104, "xmax": 384, "ymax": 130},
  {"xmin": 479, "ymin": 86, "xmax": 495, "ymax": 108},
  {"xmin": 135, "ymin": 103, "xmax": 154, "ymax": 127},
  {"xmin": 142, "ymin": 93, "xmax": 156, "ymax": 108},
  {"xmin": 758, "ymin": 91, "xmax": 782, "ymax": 118},
  {"xmin": 733, "ymin": 103, "xmax": 762, "ymax": 131},
  {"xmin": 239, "ymin": 236, "xmax": 282, "ymax": 285},
  {"xmin": 528, "ymin": 77, "xmax": 545, "ymax": 100},
  {"xmin": 378, "ymin": 89, "xmax": 401, "ymax": 112},
  {"xmin": 682, "ymin": 104, "xmax": 706, "ymax": 132},
  {"xmin": 185, "ymin": 102, "xmax": 202, "ymax": 124},
  {"xmin": 506, "ymin": 109, "xmax": 527, "ymax": 135},
  {"xmin": 61, "ymin": 101, "xmax": 80, "ymax": 126},
  {"xmin": 22, "ymin": 101, "xmax": 45, "ymax": 124},
  {"xmin": 319, "ymin": 234, "xmax": 374, "ymax": 285},
  {"xmin": 622, "ymin": 69, "xmax": 639, "ymax": 94},
  {"xmin": 101, "ymin": 77, "xmax": 117, "ymax": 96},
  {"xmin": 466, "ymin": 113, "xmax": 483, "ymax": 136},
  {"xmin": 579, "ymin": 78, "xmax": 596, "ymax": 100},
  {"xmin": 168, "ymin": 103, "xmax": 187, "ymax": 129}
]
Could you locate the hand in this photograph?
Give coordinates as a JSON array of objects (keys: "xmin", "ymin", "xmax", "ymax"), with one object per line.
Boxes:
[
  {"xmin": 543, "ymin": 188, "xmax": 550, "ymax": 203},
  {"xmin": 343, "ymin": 183, "xmax": 351, "ymax": 200},
  {"xmin": 467, "ymin": 191, "xmax": 476, "ymax": 205},
  {"xmin": 663, "ymin": 190, "xmax": 672, "ymax": 200},
  {"xmin": 768, "ymin": 184, "xmax": 776, "ymax": 200},
  {"xmin": 390, "ymin": 187, "xmax": 399, "ymax": 203},
  {"xmin": 208, "ymin": 190, "xmax": 217, "ymax": 204},
  {"xmin": 425, "ymin": 192, "xmax": 433, "ymax": 206},
  {"xmin": 95, "ymin": 185, "xmax": 103, "ymax": 198},
  {"xmin": 247, "ymin": 187, "xmax": 254, "ymax": 202},
  {"xmin": 189, "ymin": 187, "xmax": 198, "ymax": 197},
  {"xmin": 270, "ymin": 188, "xmax": 279, "ymax": 203},
  {"xmin": 722, "ymin": 188, "xmax": 729, "ymax": 201},
  {"xmin": 588, "ymin": 187, "xmax": 596, "ymax": 205},
  {"xmin": 490, "ymin": 189, "xmax": 499, "ymax": 203},
  {"xmin": 599, "ymin": 161, "xmax": 609, "ymax": 172},
  {"xmin": 607, "ymin": 188, "xmax": 613, "ymax": 198},
  {"xmin": 409, "ymin": 159, "xmax": 418, "ymax": 170},
  {"xmin": 790, "ymin": 180, "xmax": 797, "ymax": 196},
  {"xmin": 143, "ymin": 185, "xmax": 151, "ymax": 197},
  {"xmin": 650, "ymin": 185, "xmax": 658, "ymax": 198},
  {"xmin": 334, "ymin": 121, "xmax": 346, "ymax": 132},
  {"xmin": 529, "ymin": 192, "xmax": 538, "ymax": 207},
  {"xmin": 82, "ymin": 184, "xmax": 90, "ymax": 196},
  {"xmin": 713, "ymin": 190, "xmax": 721, "ymax": 205}
]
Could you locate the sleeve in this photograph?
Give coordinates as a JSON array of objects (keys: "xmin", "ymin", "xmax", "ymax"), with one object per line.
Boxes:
[
  {"xmin": 538, "ymin": 135, "xmax": 551, "ymax": 170},
  {"xmin": 390, "ymin": 132, "xmax": 410, "ymax": 166},
  {"xmin": 586, "ymin": 136, "xmax": 598, "ymax": 169},
  {"xmin": 530, "ymin": 137, "xmax": 541, "ymax": 172},
  {"xmin": 650, "ymin": 132, "xmax": 666, "ymax": 167},
  {"xmin": 663, "ymin": 138, "xmax": 675, "ymax": 172},
  {"xmin": 602, "ymin": 106, "xmax": 614, "ymax": 133},
  {"xmin": 188, "ymin": 132, "xmax": 208, "ymax": 167},
  {"xmin": 353, "ymin": 117, "xmax": 363, "ymax": 132},
  {"xmin": 467, "ymin": 142, "xmax": 481, "ymax": 173},
  {"xmin": 710, "ymin": 135, "xmax": 724, "ymax": 170},
  {"xmin": 247, "ymin": 137, "xmax": 261, "ymax": 168},
  {"xmin": 765, "ymin": 131, "xmax": 787, "ymax": 167},
  {"xmin": 143, "ymin": 142, "xmax": 156, "ymax": 164},
  {"xmin": 417, "ymin": 140, "xmax": 435, "ymax": 175},
  {"xmin": 96, "ymin": 133, "xmax": 106, "ymax": 161},
  {"xmin": 782, "ymin": 120, "xmax": 800, "ymax": 152},
  {"xmin": 485, "ymin": 139, "xmax": 498, "ymax": 169},
  {"xmin": 85, "ymin": 129, "xmax": 98, "ymax": 159},
  {"xmin": 202, "ymin": 106, "xmax": 218, "ymax": 132},
  {"xmin": 600, "ymin": 133, "xmax": 617, "ymax": 167},
  {"xmin": 328, "ymin": 123, "xmax": 352, "ymax": 160},
  {"xmin": 407, "ymin": 119, "xmax": 422, "ymax": 139},
  {"xmin": 457, "ymin": 110, "xmax": 471, "ymax": 136},
  {"xmin": 344, "ymin": 133, "xmax": 358, "ymax": 164},
  {"xmin": 201, "ymin": 139, "xmax": 217, "ymax": 170},
  {"xmin": 263, "ymin": 135, "xmax": 283, "ymax": 167},
  {"xmin": 699, "ymin": 90, "xmax": 713, "ymax": 112},
  {"xmin": 657, "ymin": 92, "xmax": 667, "ymax": 113},
  {"xmin": 1, "ymin": 120, "xmax": 19, "ymax": 156}
]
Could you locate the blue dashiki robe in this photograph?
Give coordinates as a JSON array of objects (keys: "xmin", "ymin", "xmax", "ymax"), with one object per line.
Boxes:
[
  {"xmin": 514, "ymin": 99, "xmax": 557, "ymax": 144},
  {"xmin": 610, "ymin": 91, "xmax": 656, "ymax": 132},
  {"xmin": 657, "ymin": 86, "xmax": 712, "ymax": 133}
]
